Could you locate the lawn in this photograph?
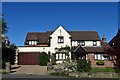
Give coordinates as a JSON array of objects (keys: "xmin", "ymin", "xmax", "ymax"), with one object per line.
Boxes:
[{"xmin": 90, "ymin": 67, "xmax": 116, "ymax": 72}]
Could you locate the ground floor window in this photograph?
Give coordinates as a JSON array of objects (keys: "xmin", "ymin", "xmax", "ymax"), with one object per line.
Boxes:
[
  {"xmin": 56, "ymin": 53, "xmax": 66, "ymax": 60},
  {"xmin": 94, "ymin": 54, "xmax": 104, "ymax": 60}
]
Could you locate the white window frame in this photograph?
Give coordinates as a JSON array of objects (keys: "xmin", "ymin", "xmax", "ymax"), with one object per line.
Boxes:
[
  {"xmin": 58, "ymin": 36, "xmax": 64, "ymax": 43},
  {"xmin": 56, "ymin": 53, "xmax": 66, "ymax": 60},
  {"xmin": 93, "ymin": 41, "xmax": 97, "ymax": 46},
  {"xmin": 94, "ymin": 54, "xmax": 103, "ymax": 60}
]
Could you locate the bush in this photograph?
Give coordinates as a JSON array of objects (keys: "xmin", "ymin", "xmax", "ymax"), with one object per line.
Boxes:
[
  {"xmin": 38, "ymin": 52, "xmax": 50, "ymax": 66},
  {"xmin": 77, "ymin": 59, "xmax": 91, "ymax": 72},
  {"xmin": 51, "ymin": 54, "xmax": 56, "ymax": 65},
  {"xmin": 2, "ymin": 62, "xmax": 6, "ymax": 69},
  {"xmin": 96, "ymin": 60, "xmax": 105, "ymax": 65}
]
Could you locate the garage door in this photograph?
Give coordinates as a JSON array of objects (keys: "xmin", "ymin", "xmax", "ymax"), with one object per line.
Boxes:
[{"xmin": 18, "ymin": 52, "xmax": 39, "ymax": 65}]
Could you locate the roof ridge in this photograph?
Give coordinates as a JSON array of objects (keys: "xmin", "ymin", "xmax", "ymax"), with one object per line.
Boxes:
[
  {"xmin": 68, "ymin": 30, "xmax": 97, "ymax": 32},
  {"xmin": 28, "ymin": 32, "xmax": 47, "ymax": 33}
]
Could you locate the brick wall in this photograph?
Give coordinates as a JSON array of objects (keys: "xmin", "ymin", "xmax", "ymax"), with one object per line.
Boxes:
[{"xmin": 88, "ymin": 53, "xmax": 114, "ymax": 67}]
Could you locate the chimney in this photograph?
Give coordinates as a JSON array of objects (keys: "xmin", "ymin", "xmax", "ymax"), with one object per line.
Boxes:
[{"xmin": 102, "ymin": 35, "xmax": 106, "ymax": 42}]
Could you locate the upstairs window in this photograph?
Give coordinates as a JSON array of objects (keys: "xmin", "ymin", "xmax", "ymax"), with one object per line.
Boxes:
[
  {"xmin": 29, "ymin": 41, "xmax": 37, "ymax": 45},
  {"xmin": 80, "ymin": 41, "xmax": 85, "ymax": 46},
  {"xmin": 58, "ymin": 36, "xmax": 64, "ymax": 43},
  {"xmin": 93, "ymin": 41, "xmax": 97, "ymax": 46}
]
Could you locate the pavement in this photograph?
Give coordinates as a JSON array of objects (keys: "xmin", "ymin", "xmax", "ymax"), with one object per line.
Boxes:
[
  {"xmin": 10, "ymin": 65, "xmax": 47, "ymax": 75},
  {"xmin": 2, "ymin": 74, "xmax": 61, "ymax": 78}
]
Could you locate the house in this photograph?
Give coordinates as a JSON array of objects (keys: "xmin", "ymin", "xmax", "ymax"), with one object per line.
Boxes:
[
  {"xmin": 109, "ymin": 28, "xmax": 120, "ymax": 68},
  {"xmin": 17, "ymin": 26, "xmax": 114, "ymax": 67},
  {"xmin": 109, "ymin": 28, "xmax": 120, "ymax": 49}
]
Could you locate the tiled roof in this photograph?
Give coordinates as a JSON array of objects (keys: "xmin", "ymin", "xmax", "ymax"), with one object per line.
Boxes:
[
  {"xmin": 25, "ymin": 31, "xmax": 53, "ymax": 43},
  {"xmin": 72, "ymin": 42, "xmax": 111, "ymax": 53},
  {"xmin": 72, "ymin": 46, "xmax": 104, "ymax": 53},
  {"xmin": 25, "ymin": 31, "xmax": 101, "ymax": 43},
  {"xmin": 68, "ymin": 31, "xmax": 101, "ymax": 40},
  {"xmin": 82, "ymin": 47, "xmax": 104, "ymax": 52}
]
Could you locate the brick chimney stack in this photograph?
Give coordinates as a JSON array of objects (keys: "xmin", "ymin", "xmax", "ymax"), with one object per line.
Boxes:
[{"xmin": 102, "ymin": 35, "xmax": 106, "ymax": 42}]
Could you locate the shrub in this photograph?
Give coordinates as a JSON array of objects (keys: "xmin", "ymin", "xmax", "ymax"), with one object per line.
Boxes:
[
  {"xmin": 38, "ymin": 52, "xmax": 50, "ymax": 66},
  {"xmin": 77, "ymin": 59, "xmax": 91, "ymax": 72},
  {"xmin": 2, "ymin": 62, "xmax": 6, "ymax": 69},
  {"xmin": 96, "ymin": 60, "xmax": 105, "ymax": 65},
  {"xmin": 51, "ymin": 54, "xmax": 56, "ymax": 65}
]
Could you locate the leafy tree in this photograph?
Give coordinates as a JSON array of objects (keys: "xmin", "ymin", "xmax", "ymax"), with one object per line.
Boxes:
[
  {"xmin": 1, "ymin": 16, "xmax": 16, "ymax": 68},
  {"xmin": 105, "ymin": 29, "xmax": 120, "ymax": 72},
  {"xmin": 2, "ymin": 43, "xmax": 17, "ymax": 65},
  {"xmin": 0, "ymin": 15, "xmax": 8, "ymax": 34}
]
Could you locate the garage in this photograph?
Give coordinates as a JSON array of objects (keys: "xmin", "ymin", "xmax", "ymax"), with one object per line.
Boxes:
[{"xmin": 18, "ymin": 52, "xmax": 39, "ymax": 65}]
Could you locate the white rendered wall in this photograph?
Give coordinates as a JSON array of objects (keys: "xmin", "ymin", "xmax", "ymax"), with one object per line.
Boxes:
[
  {"xmin": 50, "ymin": 26, "xmax": 71, "ymax": 53},
  {"xmin": 85, "ymin": 41, "xmax": 93, "ymax": 46},
  {"xmin": 97, "ymin": 41, "xmax": 101, "ymax": 46},
  {"xmin": 18, "ymin": 46, "xmax": 51, "ymax": 53},
  {"xmin": 85, "ymin": 41, "xmax": 101, "ymax": 47}
]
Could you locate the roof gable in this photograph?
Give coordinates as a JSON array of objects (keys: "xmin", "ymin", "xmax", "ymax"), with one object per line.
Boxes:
[{"xmin": 50, "ymin": 26, "xmax": 71, "ymax": 37}]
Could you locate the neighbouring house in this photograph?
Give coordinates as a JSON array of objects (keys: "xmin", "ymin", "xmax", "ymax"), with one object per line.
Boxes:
[
  {"xmin": 17, "ymin": 26, "xmax": 114, "ymax": 67},
  {"xmin": 109, "ymin": 28, "xmax": 120, "ymax": 49},
  {"xmin": 109, "ymin": 28, "xmax": 120, "ymax": 69}
]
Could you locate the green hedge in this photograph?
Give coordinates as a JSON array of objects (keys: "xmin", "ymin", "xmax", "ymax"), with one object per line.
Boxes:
[{"xmin": 38, "ymin": 52, "xmax": 50, "ymax": 66}]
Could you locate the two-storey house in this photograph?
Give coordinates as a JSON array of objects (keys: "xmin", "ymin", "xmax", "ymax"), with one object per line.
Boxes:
[{"xmin": 17, "ymin": 26, "xmax": 114, "ymax": 67}]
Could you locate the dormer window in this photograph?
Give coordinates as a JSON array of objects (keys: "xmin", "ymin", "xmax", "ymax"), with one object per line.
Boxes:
[
  {"xmin": 58, "ymin": 36, "xmax": 64, "ymax": 43},
  {"xmin": 93, "ymin": 41, "xmax": 97, "ymax": 46},
  {"xmin": 29, "ymin": 41, "xmax": 37, "ymax": 45}
]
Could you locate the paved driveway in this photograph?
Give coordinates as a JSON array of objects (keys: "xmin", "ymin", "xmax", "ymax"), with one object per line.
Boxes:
[{"xmin": 10, "ymin": 65, "xmax": 47, "ymax": 75}]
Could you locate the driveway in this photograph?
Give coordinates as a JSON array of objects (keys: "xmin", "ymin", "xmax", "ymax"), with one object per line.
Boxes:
[{"xmin": 10, "ymin": 65, "xmax": 47, "ymax": 75}]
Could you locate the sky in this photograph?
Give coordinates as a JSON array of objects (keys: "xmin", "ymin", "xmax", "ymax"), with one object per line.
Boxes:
[{"xmin": 2, "ymin": 2, "xmax": 118, "ymax": 46}]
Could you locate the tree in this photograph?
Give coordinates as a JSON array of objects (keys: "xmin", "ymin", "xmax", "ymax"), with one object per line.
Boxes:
[
  {"xmin": 1, "ymin": 16, "xmax": 16, "ymax": 68},
  {"xmin": 2, "ymin": 43, "xmax": 17, "ymax": 65},
  {"xmin": 105, "ymin": 29, "xmax": 120, "ymax": 72},
  {"xmin": 0, "ymin": 15, "xmax": 8, "ymax": 34}
]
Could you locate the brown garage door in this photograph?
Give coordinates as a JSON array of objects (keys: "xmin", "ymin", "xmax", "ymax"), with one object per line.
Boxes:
[{"xmin": 18, "ymin": 52, "xmax": 39, "ymax": 65}]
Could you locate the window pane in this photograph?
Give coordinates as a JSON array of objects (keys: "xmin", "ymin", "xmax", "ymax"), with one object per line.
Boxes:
[
  {"xmin": 34, "ymin": 41, "xmax": 37, "ymax": 45},
  {"xmin": 59, "ymin": 53, "xmax": 62, "ymax": 59},
  {"xmin": 98, "ymin": 54, "xmax": 101, "ymax": 60},
  {"xmin": 63, "ymin": 54, "xmax": 65, "ymax": 59},
  {"xmin": 56, "ymin": 54, "xmax": 58, "ymax": 60},
  {"xmin": 29, "ymin": 41, "xmax": 32, "ymax": 45},
  {"xmin": 75, "ymin": 41, "xmax": 77, "ymax": 46},
  {"xmin": 93, "ymin": 41, "xmax": 97, "ymax": 46},
  {"xmin": 94, "ymin": 54, "xmax": 97, "ymax": 60},
  {"xmin": 58, "ymin": 36, "xmax": 64, "ymax": 43},
  {"xmin": 32, "ymin": 41, "xmax": 34, "ymax": 45},
  {"xmin": 72, "ymin": 41, "xmax": 74, "ymax": 46}
]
